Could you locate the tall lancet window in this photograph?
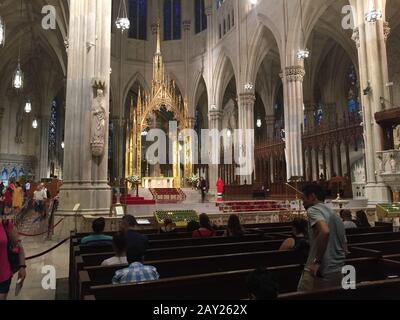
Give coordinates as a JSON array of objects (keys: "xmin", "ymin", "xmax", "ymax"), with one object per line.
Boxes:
[
  {"xmin": 164, "ymin": 0, "xmax": 181, "ymax": 40},
  {"xmin": 129, "ymin": 0, "xmax": 147, "ymax": 40},
  {"xmin": 49, "ymin": 100, "xmax": 58, "ymax": 152},
  {"xmin": 195, "ymin": 0, "xmax": 207, "ymax": 34}
]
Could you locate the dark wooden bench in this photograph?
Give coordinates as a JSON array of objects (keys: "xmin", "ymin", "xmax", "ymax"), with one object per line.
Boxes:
[
  {"xmin": 82, "ymin": 258, "xmax": 400, "ymax": 300},
  {"xmin": 279, "ymin": 272, "xmax": 400, "ymax": 300},
  {"xmin": 350, "ymin": 240, "xmax": 400, "ymax": 255},
  {"xmin": 347, "ymin": 232, "xmax": 400, "ymax": 244}
]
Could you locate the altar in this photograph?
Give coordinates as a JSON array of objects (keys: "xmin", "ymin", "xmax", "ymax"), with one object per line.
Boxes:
[{"xmin": 142, "ymin": 177, "xmax": 174, "ymax": 189}]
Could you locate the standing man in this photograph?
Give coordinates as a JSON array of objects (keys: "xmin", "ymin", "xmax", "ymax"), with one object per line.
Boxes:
[
  {"xmin": 298, "ymin": 184, "xmax": 347, "ymax": 292},
  {"xmin": 199, "ymin": 177, "xmax": 208, "ymax": 203}
]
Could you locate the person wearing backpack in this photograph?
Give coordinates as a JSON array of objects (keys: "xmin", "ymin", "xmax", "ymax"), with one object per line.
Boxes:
[{"xmin": 0, "ymin": 217, "xmax": 26, "ymax": 300}]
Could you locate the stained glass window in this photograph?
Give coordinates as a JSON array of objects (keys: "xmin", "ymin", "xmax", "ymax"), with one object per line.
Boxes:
[
  {"xmin": 129, "ymin": 0, "xmax": 147, "ymax": 40},
  {"xmin": 195, "ymin": 0, "xmax": 207, "ymax": 34},
  {"xmin": 49, "ymin": 100, "xmax": 57, "ymax": 151},
  {"xmin": 164, "ymin": 0, "xmax": 181, "ymax": 41}
]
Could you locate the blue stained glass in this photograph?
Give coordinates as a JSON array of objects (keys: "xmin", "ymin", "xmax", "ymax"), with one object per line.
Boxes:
[
  {"xmin": 129, "ymin": 0, "xmax": 147, "ymax": 40},
  {"xmin": 173, "ymin": 0, "xmax": 181, "ymax": 40},
  {"xmin": 1, "ymin": 169, "xmax": 8, "ymax": 182},
  {"xmin": 164, "ymin": 0, "xmax": 172, "ymax": 41},
  {"xmin": 49, "ymin": 100, "xmax": 57, "ymax": 150}
]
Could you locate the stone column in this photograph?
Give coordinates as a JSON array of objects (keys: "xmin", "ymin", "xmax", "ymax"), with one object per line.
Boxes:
[
  {"xmin": 208, "ymin": 109, "xmax": 222, "ymax": 194},
  {"xmin": 238, "ymin": 92, "xmax": 256, "ymax": 184},
  {"xmin": 265, "ymin": 115, "xmax": 275, "ymax": 139},
  {"xmin": 283, "ymin": 66, "xmax": 305, "ymax": 181},
  {"xmin": 352, "ymin": 0, "xmax": 391, "ymax": 203},
  {"xmin": 39, "ymin": 115, "xmax": 50, "ymax": 180},
  {"xmin": 58, "ymin": 0, "xmax": 112, "ymax": 221}
]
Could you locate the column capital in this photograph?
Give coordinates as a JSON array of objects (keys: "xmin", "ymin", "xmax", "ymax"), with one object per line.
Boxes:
[
  {"xmin": 285, "ymin": 66, "xmax": 305, "ymax": 82},
  {"xmin": 183, "ymin": 20, "xmax": 191, "ymax": 32},
  {"xmin": 238, "ymin": 93, "xmax": 256, "ymax": 106},
  {"xmin": 208, "ymin": 109, "xmax": 223, "ymax": 120},
  {"xmin": 352, "ymin": 27, "xmax": 360, "ymax": 48}
]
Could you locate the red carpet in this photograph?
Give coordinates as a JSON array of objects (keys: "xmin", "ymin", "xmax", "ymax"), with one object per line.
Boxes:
[{"xmin": 113, "ymin": 195, "xmax": 156, "ymax": 206}]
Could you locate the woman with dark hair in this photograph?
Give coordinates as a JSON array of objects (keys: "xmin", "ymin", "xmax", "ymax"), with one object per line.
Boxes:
[
  {"xmin": 225, "ymin": 215, "xmax": 245, "ymax": 237},
  {"xmin": 355, "ymin": 210, "xmax": 371, "ymax": 228},
  {"xmin": 192, "ymin": 213, "xmax": 216, "ymax": 238},
  {"xmin": 279, "ymin": 218, "xmax": 310, "ymax": 261}
]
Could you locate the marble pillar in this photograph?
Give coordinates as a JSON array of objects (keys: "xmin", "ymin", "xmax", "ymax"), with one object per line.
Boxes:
[
  {"xmin": 238, "ymin": 93, "xmax": 256, "ymax": 184},
  {"xmin": 352, "ymin": 0, "xmax": 391, "ymax": 204},
  {"xmin": 208, "ymin": 109, "xmax": 222, "ymax": 194},
  {"xmin": 283, "ymin": 66, "xmax": 305, "ymax": 180},
  {"xmin": 58, "ymin": 0, "xmax": 112, "ymax": 222},
  {"xmin": 265, "ymin": 115, "xmax": 275, "ymax": 139}
]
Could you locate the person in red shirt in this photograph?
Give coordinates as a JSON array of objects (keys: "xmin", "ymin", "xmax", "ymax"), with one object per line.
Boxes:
[
  {"xmin": 192, "ymin": 213, "xmax": 217, "ymax": 238},
  {"xmin": 216, "ymin": 178, "xmax": 225, "ymax": 201},
  {"xmin": 0, "ymin": 218, "xmax": 26, "ymax": 300}
]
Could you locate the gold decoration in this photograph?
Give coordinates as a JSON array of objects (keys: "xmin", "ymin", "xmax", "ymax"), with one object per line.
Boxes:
[{"xmin": 125, "ymin": 22, "xmax": 191, "ymax": 187}]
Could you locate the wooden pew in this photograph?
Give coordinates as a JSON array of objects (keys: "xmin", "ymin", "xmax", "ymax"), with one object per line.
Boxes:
[
  {"xmin": 350, "ymin": 240, "xmax": 400, "ymax": 255},
  {"xmin": 279, "ymin": 270, "xmax": 400, "ymax": 300},
  {"xmin": 347, "ymin": 232, "xmax": 400, "ymax": 244},
  {"xmin": 78, "ymin": 250, "xmax": 305, "ymax": 299},
  {"xmin": 83, "ymin": 258, "xmax": 399, "ymax": 300}
]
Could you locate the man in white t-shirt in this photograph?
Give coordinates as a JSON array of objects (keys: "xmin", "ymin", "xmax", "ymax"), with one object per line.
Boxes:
[
  {"xmin": 33, "ymin": 184, "xmax": 47, "ymax": 219},
  {"xmin": 101, "ymin": 233, "xmax": 128, "ymax": 266}
]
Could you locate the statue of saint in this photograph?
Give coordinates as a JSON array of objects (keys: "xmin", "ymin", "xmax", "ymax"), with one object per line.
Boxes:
[
  {"xmin": 90, "ymin": 89, "xmax": 106, "ymax": 157},
  {"xmin": 15, "ymin": 110, "xmax": 24, "ymax": 144}
]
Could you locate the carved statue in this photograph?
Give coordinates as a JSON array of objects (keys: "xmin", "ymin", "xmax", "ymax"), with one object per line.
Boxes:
[
  {"xmin": 15, "ymin": 110, "xmax": 24, "ymax": 144},
  {"xmin": 90, "ymin": 89, "xmax": 106, "ymax": 157},
  {"xmin": 222, "ymin": 99, "xmax": 237, "ymax": 130}
]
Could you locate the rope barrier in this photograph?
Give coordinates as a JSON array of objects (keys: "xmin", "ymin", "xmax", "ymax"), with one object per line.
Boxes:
[
  {"xmin": 17, "ymin": 218, "xmax": 65, "ymax": 237},
  {"xmin": 26, "ymin": 237, "xmax": 70, "ymax": 261}
]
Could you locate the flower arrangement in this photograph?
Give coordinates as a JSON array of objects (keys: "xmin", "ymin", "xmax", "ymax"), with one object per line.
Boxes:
[
  {"xmin": 126, "ymin": 175, "xmax": 141, "ymax": 184},
  {"xmin": 187, "ymin": 174, "xmax": 200, "ymax": 188}
]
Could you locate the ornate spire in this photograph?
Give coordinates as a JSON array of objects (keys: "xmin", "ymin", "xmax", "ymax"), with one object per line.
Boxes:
[{"xmin": 156, "ymin": 20, "xmax": 161, "ymax": 55}]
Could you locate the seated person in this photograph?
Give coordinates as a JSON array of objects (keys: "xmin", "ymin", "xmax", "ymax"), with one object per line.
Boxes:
[
  {"xmin": 120, "ymin": 215, "xmax": 149, "ymax": 254},
  {"xmin": 340, "ymin": 210, "xmax": 357, "ymax": 229},
  {"xmin": 355, "ymin": 210, "xmax": 371, "ymax": 228},
  {"xmin": 246, "ymin": 268, "xmax": 278, "ymax": 300},
  {"xmin": 192, "ymin": 213, "xmax": 217, "ymax": 238},
  {"xmin": 112, "ymin": 246, "xmax": 160, "ymax": 284},
  {"xmin": 101, "ymin": 232, "xmax": 128, "ymax": 266},
  {"xmin": 279, "ymin": 218, "xmax": 310, "ymax": 261},
  {"xmin": 224, "ymin": 215, "xmax": 245, "ymax": 238},
  {"xmin": 160, "ymin": 219, "xmax": 177, "ymax": 233},
  {"xmin": 186, "ymin": 220, "xmax": 200, "ymax": 233},
  {"xmin": 81, "ymin": 217, "xmax": 113, "ymax": 245}
]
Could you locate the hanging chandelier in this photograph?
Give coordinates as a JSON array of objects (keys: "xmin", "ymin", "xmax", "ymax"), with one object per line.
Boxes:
[
  {"xmin": 13, "ymin": 0, "xmax": 24, "ymax": 89},
  {"xmin": 115, "ymin": 0, "xmax": 130, "ymax": 32},
  {"xmin": 24, "ymin": 99, "xmax": 32, "ymax": 113},
  {"xmin": 365, "ymin": 8, "xmax": 382, "ymax": 23},
  {"xmin": 0, "ymin": 16, "xmax": 5, "ymax": 47},
  {"xmin": 13, "ymin": 61, "xmax": 24, "ymax": 89},
  {"xmin": 32, "ymin": 119, "xmax": 38, "ymax": 129}
]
